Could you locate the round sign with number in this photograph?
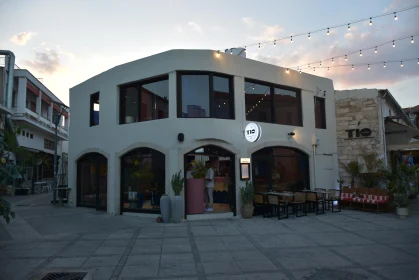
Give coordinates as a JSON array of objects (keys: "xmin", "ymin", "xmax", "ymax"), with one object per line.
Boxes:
[{"xmin": 244, "ymin": 123, "xmax": 262, "ymax": 142}]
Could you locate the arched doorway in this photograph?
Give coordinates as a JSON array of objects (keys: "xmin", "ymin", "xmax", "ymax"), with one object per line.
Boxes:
[
  {"xmin": 77, "ymin": 153, "xmax": 108, "ymax": 210},
  {"xmin": 252, "ymin": 147, "xmax": 310, "ymax": 193},
  {"xmin": 184, "ymin": 145, "xmax": 236, "ymax": 216},
  {"xmin": 120, "ymin": 147, "xmax": 165, "ymax": 214}
]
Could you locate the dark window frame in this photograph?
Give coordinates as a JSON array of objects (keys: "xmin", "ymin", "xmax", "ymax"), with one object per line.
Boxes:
[
  {"xmin": 90, "ymin": 92, "xmax": 100, "ymax": 127},
  {"xmin": 314, "ymin": 97, "xmax": 326, "ymax": 129},
  {"xmin": 176, "ymin": 71, "xmax": 235, "ymax": 119},
  {"xmin": 245, "ymin": 78, "xmax": 303, "ymax": 126},
  {"xmin": 119, "ymin": 74, "xmax": 169, "ymax": 125}
]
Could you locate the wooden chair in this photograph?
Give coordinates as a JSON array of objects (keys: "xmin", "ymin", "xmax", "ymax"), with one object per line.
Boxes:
[
  {"xmin": 325, "ymin": 189, "xmax": 341, "ymax": 212},
  {"xmin": 267, "ymin": 194, "xmax": 288, "ymax": 220},
  {"xmin": 288, "ymin": 192, "xmax": 307, "ymax": 217},
  {"xmin": 306, "ymin": 192, "xmax": 325, "ymax": 215}
]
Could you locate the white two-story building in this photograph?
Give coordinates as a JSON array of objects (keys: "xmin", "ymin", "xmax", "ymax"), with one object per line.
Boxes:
[{"xmin": 69, "ymin": 49, "xmax": 339, "ymax": 219}]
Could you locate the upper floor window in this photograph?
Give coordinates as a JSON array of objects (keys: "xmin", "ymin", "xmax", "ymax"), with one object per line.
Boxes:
[
  {"xmin": 90, "ymin": 92, "xmax": 99, "ymax": 126},
  {"xmin": 41, "ymin": 100, "xmax": 49, "ymax": 119},
  {"xmin": 26, "ymin": 89, "xmax": 37, "ymax": 113},
  {"xmin": 119, "ymin": 76, "xmax": 169, "ymax": 124},
  {"xmin": 314, "ymin": 97, "xmax": 326, "ymax": 129},
  {"xmin": 177, "ymin": 72, "xmax": 234, "ymax": 119},
  {"xmin": 245, "ymin": 79, "xmax": 302, "ymax": 126},
  {"xmin": 44, "ymin": 138, "xmax": 55, "ymax": 150}
]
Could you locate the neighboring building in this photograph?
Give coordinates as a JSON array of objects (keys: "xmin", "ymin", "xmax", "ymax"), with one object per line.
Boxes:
[
  {"xmin": 403, "ymin": 105, "xmax": 419, "ymax": 128},
  {"xmin": 335, "ymin": 89, "xmax": 419, "ymax": 186},
  {"xmin": 69, "ymin": 49, "xmax": 339, "ymax": 219},
  {"xmin": 0, "ymin": 53, "xmax": 69, "ymax": 187}
]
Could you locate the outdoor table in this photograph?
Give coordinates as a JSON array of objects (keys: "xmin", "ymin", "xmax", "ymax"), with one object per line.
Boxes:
[
  {"xmin": 34, "ymin": 181, "xmax": 47, "ymax": 194},
  {"xmin": 53, "ymin": 187, "xmax": 71, "ymax": 206}
]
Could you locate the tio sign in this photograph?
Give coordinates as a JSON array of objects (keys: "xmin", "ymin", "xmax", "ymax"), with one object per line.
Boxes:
[{"xmin": 244, "ymin": 123, "xmax": 262, "ymax": 142}]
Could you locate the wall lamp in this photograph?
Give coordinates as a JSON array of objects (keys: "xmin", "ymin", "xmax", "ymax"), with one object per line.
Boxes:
[{"xmin": 288, "ymin": 132, "xmax": 295, "ymax": 137}]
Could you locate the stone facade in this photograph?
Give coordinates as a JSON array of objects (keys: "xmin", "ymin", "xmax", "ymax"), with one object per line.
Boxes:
[{"xmin": 335, "ymin": 97, "xmax": 385, "ymax": 186}]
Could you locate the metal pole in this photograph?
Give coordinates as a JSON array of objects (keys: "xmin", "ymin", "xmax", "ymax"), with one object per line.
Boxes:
[{"xmin": 53, "ymin": 120, "xmax": 58, "ymax": 204}]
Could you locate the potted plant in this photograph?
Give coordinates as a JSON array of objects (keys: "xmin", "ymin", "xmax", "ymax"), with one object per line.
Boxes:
[
  {"xmin": 171, "ymin": 170, "xmax": 185, "ymax": 223},
  {"xmin": 343, "ymin": 161, "xmax": 360, "ymax": 188},
  {"xmin": 392, "ymin": 193, "xmax": 410, "ymax": 218},
  {"xmin": 240, "ymin": 181, "xmax": 254, "ymax": 219},
  {"xmin": 185, "ymin": 160, "xmax": 207, "ymax": 214}
]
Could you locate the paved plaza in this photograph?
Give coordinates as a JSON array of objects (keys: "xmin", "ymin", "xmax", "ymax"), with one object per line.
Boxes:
[{"xmin": 0, "ymin": 193, "xmax": 419, "ymax": 280}]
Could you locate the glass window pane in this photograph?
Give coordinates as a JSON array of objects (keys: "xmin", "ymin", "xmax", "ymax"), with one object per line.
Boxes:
[
  {"xmin": 245, "ymin": 82, "xmax": 272, "ymax": 123},
  {"xmin": 143, "ymin": 79, "xmax": 169, "ymax": 120},
  {"xmin": 213, "ymin": 76, "xmax": 232, "ymax": 119},
  {"xmin": 181, "ymin": 75, "xmax": 209, "ymax": 118},
  {"xmin": 274, "ymin": 88, "xmax": 301, "ymax": 126},
  {"xmin": 140, "ymin": 87, "xmax": 153, "ymax": 121},
  {"xmin": 121, "ymin": 148, "xmax": 165, "ymax": 213},
  {"xmin": 315, "ymin": 97, "xmax": 326, "ymax": 129},
  {"xmin": 120, "ymin": 86, "xmax": 139, "ymax": 124}
]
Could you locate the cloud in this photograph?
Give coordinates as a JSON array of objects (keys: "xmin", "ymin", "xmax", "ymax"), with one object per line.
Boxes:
[
  {"xmin": 175, "ymin": 25, "xmax": 184, "ymax": 33},
  {"xmin": 188, "ymin": 22, "xmax": 203, "ymax": 33},
  {"xmin": 242, "ymin": 17, "xmax": 255, "ymax": 28},
  {"xmin": 10, "ymin": 31, "xmax": 36, "ymax": 45},
  {"xmin": 22, "ymin": 49, "xmax": 62, "ymax": 74}
]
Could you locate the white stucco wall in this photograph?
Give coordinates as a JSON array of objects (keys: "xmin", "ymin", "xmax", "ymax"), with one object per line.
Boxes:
[{"xmin": 68, "ymin": 49, "xmax": 339, "ymax": 216}]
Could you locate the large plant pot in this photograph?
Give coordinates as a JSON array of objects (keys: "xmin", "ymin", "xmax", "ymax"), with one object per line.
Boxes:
[
  {"xmin": 242, "ymin": 204, "xmax": 254, "ymax": 219},
  {"xmin": 171, "ymin": 195, "xmax": 183, "ymax": 223},
  {"xmin": 160, "ymin": 195, "xmax": 171, "ymax": 223},
  {"xmin": 15, "ymin": 188, "xmax": 29, "ymax": 196},
  {"xmin": 396, "ymin": 207, "xmax": 409, "ymax": 219},
  {"xmin": 186, "ymin": 178, "xmax": 205, "ymax": 214}
]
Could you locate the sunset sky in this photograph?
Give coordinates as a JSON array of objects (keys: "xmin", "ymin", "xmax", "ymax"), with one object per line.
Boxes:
[{"xmin": 0, "ymin": 0, "xmax": 418, "ymax": 108}]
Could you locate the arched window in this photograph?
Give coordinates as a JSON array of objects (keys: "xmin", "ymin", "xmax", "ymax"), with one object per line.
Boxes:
[
  {"xmin": 120, "ymin": 148, "xmax": 165, "ymax": 213},
  {"xmin": 252, "ymin": 147, "xmax": 309, "ymax": 193}
]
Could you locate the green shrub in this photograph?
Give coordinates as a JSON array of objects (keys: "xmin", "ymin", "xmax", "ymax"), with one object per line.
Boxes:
[
  {"xmin": 171, "ymin": 170, "xmax": 185, "ymax": 195},
  {"xmin": 240, "ymin": 181, "xmax": 254, "ymax": 205}
]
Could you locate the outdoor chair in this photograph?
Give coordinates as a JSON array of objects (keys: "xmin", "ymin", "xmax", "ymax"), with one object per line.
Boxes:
[
  {"xmin": 254, "ymin": 193, "xmax": 267, "ymax": 217},
  {"xmin": 306, "ymin": 191, "xmax": 325, "ymax": 215},
  {"xmin": 267, "ymin": 194, "xmax": 288, "ymax": 220},
  {"xmin": 288, "ymin": 192, "xmax": 307, "ymax": 217},
  {"xmin": 325, "ymin": 189, "xmax": 341, "ymax": 212}
]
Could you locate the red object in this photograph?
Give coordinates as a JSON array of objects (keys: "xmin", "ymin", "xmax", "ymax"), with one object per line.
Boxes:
[
  {"xmin": 27, "ymin": 82, "xmax": 39, "ymax": 96},
  {"xmin": 186, "ymin": 178, "xmax": 205, "ymax": 214},
  {"xmin": 42, "ymin": 94, "xmax": 51, "ymax": 105}
]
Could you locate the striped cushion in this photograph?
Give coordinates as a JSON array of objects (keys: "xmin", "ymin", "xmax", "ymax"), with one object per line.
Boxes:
[
  {"xmin": 365, "ymin": 195, "xmax": 389, "ymax": 204},
  {"xmin": 341, "ymin": 193, "xmax": 354, "ymax": 201}
]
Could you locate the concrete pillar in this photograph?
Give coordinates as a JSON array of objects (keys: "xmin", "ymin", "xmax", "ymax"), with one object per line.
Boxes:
[
  {"xmin": 67, "ymin": 155, "xmax": 76, "ymax": 206},
  {"xmin": 48, "ymin": 104, "xmax": 53, "ymax": 124},
  {"xmin": 37, "ymin": 91, "xmax": 42, "ymax": 119},
  {"xmin": 16, "ymin": 78, "xmax": 27, "ymax": 112},
  {"xmin": 107, "ymin": 152, "xmax": 118, "ymax": 215}
]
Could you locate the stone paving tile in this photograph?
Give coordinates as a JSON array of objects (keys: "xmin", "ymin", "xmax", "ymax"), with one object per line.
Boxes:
[
  {"xmin": 119, "ymin": 264, "xmax": 159, "ymax": 278},
  {"xmin": 370, "ymin": 220, "xmax": 419, "ymax": 230},
  {"xmin": 257, "ymin": 234, "xmax": 319, "ymax": 248},
  {"xmin": 93, "ymin": 246, "xmax": 126, "ymax": 255},
  {"xmin": 286, "ymin": 222, "xmax": 342, "ymax": 233},
  {"xmin": 202, "ymin": 260, "xmax": 241, "ymax": 274},
  {"xmin": 160, "ymin": 253, "xmax": 194, "ymax": 264},
  {"xmin": 196, "ymin": 242, "xmax": 227, "ymax": 252},
  {"xmin": 245, "ymin": 272, "xmax": 290, "ymax": 280},
  {"xmin": 3, "ymin": 242, "xmax": 42, "ymax": 250},
  {"xmin": 220, "ymin": 235, "xmax": 249, "ymax": 243},
  {"xmin": 230, "ymin": 250, "xmax": 269, "ymax": 261},
  {"xmin": 125, "ymin": 254, "xmax": 160, "ymax": 266},
  {"xmin": 199, "ymin": 251, "xmax": 234, "ymax": 262},
  {"xmin": 207, "ymin": 275, "xmax": 248, "ymax": 280},
  {"xmin": 1, "ymin": 258, "xmax": 47, "ymax": 280},
  {"xmin": 224, "ymin": 241, "xmax": 257, "ymax": 251},
  {"xmin": 371, "ymin": 264, "xmax": 419, "ymax": 280},
  {"xmin": 80, "ymin": 233, "xmax": 110, "ymax": 240},
  {"xmin": 391, "ymin": 243, "xmax": 419, "ymax": 258},
  {"xmin": 101, "ymin": 239, "xmax": 130, "ymax": 247},
  {"xmin": 137, "ymin": 231, "xmax": 164, "ymax": 238},
  {"xmin": 161, "ymin": 244, "xmax": 192, "ymax": 254},
  {"xmin": 330, "ymin": 244, "xmax": 417, "ymax": 266},
  {"xmin": 235, "ymin": 259, "xmax": 278, "ymax": 272},
  {"xmin": 159, "ymin": 262, "xmax": 197, "ymax": 277},
  {"xmin": 36, "ymin": 241, "xmax": 69, "ymax": 250},
  {"xmin": 91, "ymin": 266, "xmax": 115, "ymax": 280},
  {"xmin": 46, "ymin": 257, "xmax": 87, "ymax": 267},
  {"xmin": 82, "ymin": 255, "xmax": 122, "ymax": 267},
  {"xmin": 162, "ymin": 237, "xmax": 190, "ymax": 245},
  {"xmin": 191, "ymin": 226, "xmax": 218, "ymax": 236},
  {"xmin": 332, "ymin": 221, "xmax": 387, "ymax": 232},
  {"xmin": 129, "ymin": 245, "xmax": 162, "ymax": 254},
  {"xmin": 194, "ymin": 236, "xmax": 223, "ymax": 243},
  {"xmin": 356, "ymin": 230, "xmax": 418, "ymax": 244},
  {"xmin": 107, "ymin": 232, "xmax": 133, "ymax": 239},
  {"xmin": 304, "ymin": 232, "xmax": 377, "ymax": 246},
  {"xmin": 134, "ymin": 238, "xmax": 163, "ymax": 246}
]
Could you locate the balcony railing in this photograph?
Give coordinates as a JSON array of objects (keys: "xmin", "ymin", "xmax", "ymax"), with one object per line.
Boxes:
[{"xmin": 12, "ymin": 111, "xmax": 68, "ymax": 139}]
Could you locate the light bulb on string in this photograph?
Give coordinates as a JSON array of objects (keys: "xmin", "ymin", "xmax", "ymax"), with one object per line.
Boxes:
[
  {"xmin": 418, "ymin": 58, "xmax": 419, "ymax": 64},
  {"xmin": 252, "ymin": 85, "xmax": 255, "ymax": 90},
  {"xmin": 360, "ymin": 50, "xmax": 362, "ymax": 57},
  {"xmin": 320, "ymin": 61, "xmax": 322, "ymax": 66},
  {"xmin": 401, "ymin": 61, "xmax": 403, "ymax": 67},
  {"xmin": 274, "ymin": 40, "xmax": 276, "ymax": 46},
  {"xmin": 244, "ymin": 47, "xmax": 247, "ymax": 53},
  {"xmin": 299, "ymin": 69, "xmax": 302, "ymax": 74},
  {"xmin": 308, "ymin": 63, "xmax": 310, "ymax": 68},
  {"xmin": 384, "ymin": 62, "xmax": 386, "ymax": 68},
  {"xmin": 286, "ymin": 68, "xmax": 289, "ymax": 74},
  {"xmin": 258, "ymin": 43, "xmax": 260, "ymax": 49},
  {"xmin": 368, "ymin": 64, "xmax": 370, "ymax": 70},
  {"xmin": 394, "ymin": 12, "xmax": 397, "ymax": 20},
  {"xmin": 230, "ymin": 49, "xmax": 233, "ymax": 54},
  {"xmin": 313, "ymin": 67, "xmax": 316, "ymax": 72},
  {"xmin": 393, "ymin": 40, "xmax": 395, "ymax": 47},
  {"xmin": 348, "ymin": 23, "xmax": 351, "ymax": 31},
  {"xmin": 332, "ymin": 57, "xmax": 334, "ymax": 63},
  {"xmin": 375, "ymin": 46, "xmax": 378, "ymax": 53},
  {"xmin": 352, "ymin": 65, "xmax": 354, "ymax": 70},
  {"xmin": 327, "ymin": 28, "xmax": 330, "ymax": 35},
  {"xmin": 345, "ymin": 55, "xmax": 347, "ymax": 61},
  {"xmin": 328, "ymin": 67, "xmax": 330, "ymax": 71},
  {"xmin": 290, "ymin": 36, "xmax": 293, "ymax": 43},
  {"xmin": 412, "ymin": 36, "xmax": 414, "ymax": 43},
  {"xmin": 369, "ymin": 18, "xmax": 372, "ymax": 25},
  {"xmin": 308, "ymin": 33, "xmax": 311, "ymax": 39}
]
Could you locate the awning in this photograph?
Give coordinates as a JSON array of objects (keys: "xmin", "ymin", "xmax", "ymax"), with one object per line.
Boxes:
[{"xmin": 385, "ymin": 119, "xmax": 419, "ymax": 150}]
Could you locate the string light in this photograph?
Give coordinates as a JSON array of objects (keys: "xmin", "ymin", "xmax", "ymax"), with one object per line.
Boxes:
[
  {"xmin": 384, "ymin": 62, "xmax": 386, "ymax": 68},
  {"xmin": 375, "ymin": 46, "xmax": 378, "ymax": 53},
  {"xmin": 332, "ymin": 57, "xmax": 334, "ymax": 63},
  {"xmin": 368, "ymin": 64, "xmax": 370, "ymax": 70},
  {"xmin": 313, "ymin": 67, "xmax": 316, "ymax": 72},
  {"xmin": 394, "ymin": 12, "xmax": 398, "ymax": 20},
  {"xmin": 274, "ymin": 40, "xmax": 276, "ymax": 46},
  {"xmin": 299, "ymin": 69, "xmax": 302, "ymax": 74},
  {"xmin": 327, "ymin": 28, "xmax": 330, "ymax": 35},
  {"xmin": 320, "ymin": 61, "xmax": 322, "ymax": 66},
  {"xmin": 345, "ymin": 55, "xmax": 348, "ymax": 61},
  {"xmin": 328, "ymin": 67, "xmax": 330, "ymax": 71},
  {"xmin": 401, "ymin": 61, "xmax": 403, "ymax": 67},
  {"xmin": 393, "ymin": 40, "xmax": 395, "ymax": 47},
  {"xmin": 418, "ymin": 58, "xmax": 419, "ymax": 64},
  {"xmin": 348, "ymin": 23, "xmax": 351, "ymax": 31},
  {"xmin": 290, "ymin": 36, "xmax": 293, "ymax": 43},
  {"xmin": 412, "ymin": 36, "xmax": 414, "ymax": 43},
  {"xmin": 286, "ymin": 68, "xmax": 289, "ymax": 73},
  {"xmin": 308, "ymin": 33, "xmax": 311, "ymax": 39},
  {"xmin": 360, "ymin": 50, "xmax": 362, "ymax": 56},
  {"xmin": 369, "ymin": 18, "xmax": 372, "ymax": 25},
  {"xmin": 230, "ymin": 49, "xmax": 233, "ymax": 54},
  {"xmin": 258, "ymin": 43, "xmax": 260, "ymax": 49},
  {"xmin": 244, "ymin": 47, "xmax": 247, "ymax": 53},
  {"xmin": 352, "ymin": 65, "xmax": 354, "ymax": 70}
]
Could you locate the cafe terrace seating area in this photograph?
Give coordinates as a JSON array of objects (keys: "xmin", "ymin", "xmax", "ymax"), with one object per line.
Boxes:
[{"xmin": 254, "ymin": 187, "xmax": 391, "ymax": 219}]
